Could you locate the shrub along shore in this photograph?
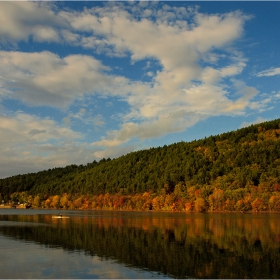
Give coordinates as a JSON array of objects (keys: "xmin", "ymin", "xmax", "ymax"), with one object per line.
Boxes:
[{"xmin": 5, "ymin": 188, "xmax": 280, "ymax": 212}]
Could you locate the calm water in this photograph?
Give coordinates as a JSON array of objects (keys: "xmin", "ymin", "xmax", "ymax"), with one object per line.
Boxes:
[{"xmin": 0, "ymin": 209, "xmax": 280, "ymax": 279}]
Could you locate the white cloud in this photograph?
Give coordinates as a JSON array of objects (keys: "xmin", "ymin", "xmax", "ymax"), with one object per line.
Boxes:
[
  {"xmin": 0, "ymin": 51, "xmax": 124, "ymax": 108},
  {"xmin": 92, "ymin": 111, "xmax": 202, "ymax": 148},
  {"xmin": 60, "ymin": 3, "xmax": 249, "ymax": 68},
  {"xmin": 256, "ymin": 67, "xmax": 280, "ymax": 77},
  {"xmin": 0, "ymin": 112, "xmax": 82, "ymax": 144},
  {"xmin": 1, "ymin": 3, "xmax": 256, "ymax": 141},
  {"xmin": 33, "ymin": 26, "xmax": 60, "ymax": 43},
  {"xmin": 0, "ymin": 2, "xmax": 66, "ymax": 44},
  {"xmin": 0, "ymin": 112, "xmax": 95, "ymax": 178},
  {"xmin": 0, "ymin": 2, "xmax": 267, "ymax": 176}
]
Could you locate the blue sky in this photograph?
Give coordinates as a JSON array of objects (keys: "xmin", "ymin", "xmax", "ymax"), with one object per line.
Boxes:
[{"xmin": 0, "ymin": 1, "xmax": 279, "ymax": 178}]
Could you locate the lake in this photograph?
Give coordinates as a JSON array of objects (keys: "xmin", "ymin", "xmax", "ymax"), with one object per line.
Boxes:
[{"xmin": 0, "ymin": 209, "xmax": 280, "ymax": 279}]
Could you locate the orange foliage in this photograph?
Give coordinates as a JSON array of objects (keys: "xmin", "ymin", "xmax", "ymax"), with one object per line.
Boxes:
[
  {"xmin": 274, "ymin": 184, "xmax": 280, "ymax": 192},
  {"xmin": 251, "ymin": 198, "xmax": 268, "ymax": 212},
  {"xmin": 185, "ymin": 202, "xmax": 193, "ymax": 212},
  {"xmin": 194, "ymin": 189, "xmax": 201, "ymax": 198},
  {"xmin": 235, "ymin": 195, "xmax": 252, "ymax": 212},
  {"xmin": 224, "ymin": 198, "xmax": 235, "ymax": 211}
]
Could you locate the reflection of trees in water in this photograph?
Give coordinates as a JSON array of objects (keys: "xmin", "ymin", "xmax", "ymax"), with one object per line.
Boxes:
[{"xmin": 1, "ymin": 213, "xmax": 280, "ymax": 279}]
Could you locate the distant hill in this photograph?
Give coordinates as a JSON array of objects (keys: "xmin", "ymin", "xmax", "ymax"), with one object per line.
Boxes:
[{"xmin": 1, "ymin": 118, "xmax": 280, "ymax": 212}]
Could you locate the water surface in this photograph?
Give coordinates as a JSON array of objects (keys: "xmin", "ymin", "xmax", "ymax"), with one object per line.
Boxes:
[{"xmin": 0, "ymin": 208, "xmax": 280, "ymax": 278}]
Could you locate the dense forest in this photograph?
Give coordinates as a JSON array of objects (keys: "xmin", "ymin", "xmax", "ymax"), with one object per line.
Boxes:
[{"xmin": 1, "ymin": 118, "xmax": 280, "ymax": 212}]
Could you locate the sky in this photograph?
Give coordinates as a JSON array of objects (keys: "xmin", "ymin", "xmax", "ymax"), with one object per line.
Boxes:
[{"xmin": 0, "ymin": 1, "xmax": 279, "ymax": 178}]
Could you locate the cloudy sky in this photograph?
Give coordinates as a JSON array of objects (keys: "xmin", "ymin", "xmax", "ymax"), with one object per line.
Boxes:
[{"xmin": 0, "ymin": 1, "xmax": 279, "ymax": 178}]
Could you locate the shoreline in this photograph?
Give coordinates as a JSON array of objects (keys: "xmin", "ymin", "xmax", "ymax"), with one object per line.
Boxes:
[
  {"xmin": 0, "ymin": 205, "xmax": 27, "ymax": 209},
  {"xmin": 1, "ymin": 205, "xmax": 279, "ymax": 214}
]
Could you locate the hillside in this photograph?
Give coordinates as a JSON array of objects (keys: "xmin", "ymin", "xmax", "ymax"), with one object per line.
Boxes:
[{"xmin": 1, "ymin": 118, "xmax": 280, "ymax": 212}]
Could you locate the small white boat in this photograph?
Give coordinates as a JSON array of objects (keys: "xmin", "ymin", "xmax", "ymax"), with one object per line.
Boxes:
[{"xmin": 52, "ymin": 215, "xmax": 69, "ymax": 219}]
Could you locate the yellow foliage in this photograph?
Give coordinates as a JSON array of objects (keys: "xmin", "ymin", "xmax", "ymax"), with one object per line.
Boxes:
[
  {"xmin": 269, "ymin": 195, "xmax": 280, "ymax": 211},
  {"xmin": 60, "ymin": 194, "xmax": 69, "ymax": 209},
  {"xmin": 50, "ymin": 195, "xmax": 60, "ymax": 208},
  {"xmin": 194, "ymin": 198, "xmax": 206, "ymax": 212},
  {"xmin": 33, "ymin": 195, "xmax": 40, "ymax": 208}
]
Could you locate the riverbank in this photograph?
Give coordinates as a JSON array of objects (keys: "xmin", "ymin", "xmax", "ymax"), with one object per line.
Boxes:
[{"xmin": 0, "ymin": 204, "xmax": 27, "ymax": 209}]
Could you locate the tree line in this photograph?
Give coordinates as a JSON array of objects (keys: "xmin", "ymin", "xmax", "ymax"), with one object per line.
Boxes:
[{"xmin": 1, "ymin": 118, "xmax": 280, "ymax": 212}]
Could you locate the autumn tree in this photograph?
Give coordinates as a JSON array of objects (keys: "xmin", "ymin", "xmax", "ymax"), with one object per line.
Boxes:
[
  {"xmin": 209, "ymin": 188, "xmax": 224, "ymax": 211},
  {"xmin": 194, "ymin": 198, "xmax": 206, "ymax": 212},
  {"xmin": 50, "ymin": 195, "xmax": 60, "ymax": 208},
  {"xmin": 33, "ymin": 195, "xmax": 41, "ymax": 208},
  {"xmin": 60, "ymin": 194, "xmax": 69, "ymax": 209}
]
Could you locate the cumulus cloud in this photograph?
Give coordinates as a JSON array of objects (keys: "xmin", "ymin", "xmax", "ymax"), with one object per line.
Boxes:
[
  {"xmin": 80, "ymin": 3, "xmax": 257, "ymax": 154},
  {"xmin": 0, "ymin": 50, "xmax": 124, "ymax": 107},
  {"xmin": 0, "ymin": 2, "xmax": 66, "ymax": 44},
  {"xmin": 0, "ymin": 112, "xmax": 82, "ymax": 145},
  {"xmin": 0, "ymin": 112, "xmax": 95, "ymax": 178},
  {"xmin": 92, "ymin": 111, "xmax": 201, "ymax": 147}
]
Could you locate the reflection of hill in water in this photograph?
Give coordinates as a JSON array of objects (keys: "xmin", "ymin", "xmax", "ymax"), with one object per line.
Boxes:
[{"xmin": 1, "ymin": 213, "xmax": 280, "ymax": 279}]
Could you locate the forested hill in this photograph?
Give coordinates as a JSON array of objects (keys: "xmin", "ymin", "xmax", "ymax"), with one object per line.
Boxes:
[{"xmin": 1, "ymin": 118, "xmax": 280, "ymax": 212}]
